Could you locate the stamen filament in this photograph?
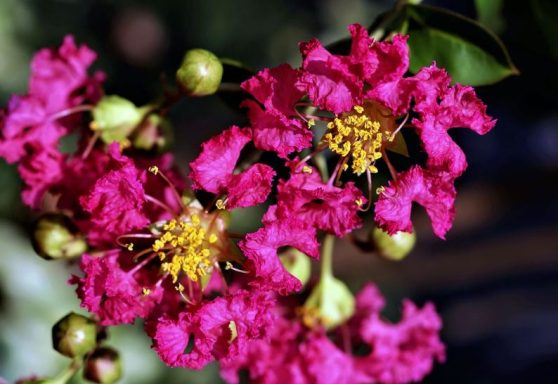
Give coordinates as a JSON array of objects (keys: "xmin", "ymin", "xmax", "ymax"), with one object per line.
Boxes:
[{"xmin": 48, "ymin": 104, "xmax": 94, "ymax": 122}]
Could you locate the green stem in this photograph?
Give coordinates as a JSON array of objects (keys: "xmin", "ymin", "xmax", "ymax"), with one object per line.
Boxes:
[
  {"xmin": 320, "ymin": 234, "xmax": 335, "ymax": 279},
  {"xmin": 47, "ymin": 358, "xmax": 81, "ymax": 384}
]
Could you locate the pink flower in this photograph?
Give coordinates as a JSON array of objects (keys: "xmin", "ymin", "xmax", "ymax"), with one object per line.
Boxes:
[
  {"xmin": 275, "ymin": 168, "xmax": 365, "ymax": 237},
  {"xmin": 152, "ymin": 290, "xmax": 276, "ymax": 370},
  {"xmin": 190, "ymin": 126, "xmax": 275, "ymax": 209},
  {"xmin": 241, "ymin": 64, "xmax": 312, "ymax": 158},
  {"xmin": 80, "ymin": 143, "xmax": 149, "ymax": 246},
  {"xmin": 70, "ymin": 251, "xmax": 163, "ymax": 326},
  {"xmin": 374, "ymin": 166, "xmax": 456, "ymax": 239},
  {"xmin": 0, "ymin": 36, "xmax": 102, "ymax": 164},
  {"xmin": 240, "ymin": 208, "xmax": 319, "ymax": 294},
  {"xmin": 222, "ymin": 283, "xmax": 444, "ymax": 384},
  {"xmin": 29, "ymin": 35, "xmax": 101, "ymax": 112},
  {"xmin": 298, "ymin": 24, "xmax": 408, "ymax": 114},
  {"xmin": 351, "ymin": 284, "xmax": 446, "ymax": 384},
  {"xmin": 17, "ymin": 144, "xmax": 65, "ymax": 209}
]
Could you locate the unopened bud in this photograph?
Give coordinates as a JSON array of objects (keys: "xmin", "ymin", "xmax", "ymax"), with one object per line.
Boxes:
[
  {"xmin": 280, "ymin": 248, "xmax": 311, "ymax": 287},
  {"xmin": 372, "ymin": 227, "xmax": 416, "ymax": 261},
  {"xmin": 32, "ymin": 214, "xmax": 87, "ymax": 260},
  {"xmin": 52, "ymin": 312, "xmax": 97, "ymax": 358},
  {"xmin": 92, "ymin": 95, "xmax": 149, "ymax": 144},
  {"xmin": 132, "ymin": 113, "xmax": 173, "ymax": 152},
  {"xmin": 83, "ymin": 347, "xmax": 122, "ymax": 384},
  {"xmin": 176, "ymin": 49, "xmax": 223, "ymax": 96}
]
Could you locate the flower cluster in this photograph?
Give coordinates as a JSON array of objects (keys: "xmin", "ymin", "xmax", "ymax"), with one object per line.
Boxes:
[{"xmin": 1, "ymin": 23, "xmax": 495, "ymax": 383}]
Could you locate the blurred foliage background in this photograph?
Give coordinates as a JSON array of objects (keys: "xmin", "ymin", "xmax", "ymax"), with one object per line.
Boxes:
[{"xmin": 0, "ymin": 0, "xmax": 557, "ymax": 383}]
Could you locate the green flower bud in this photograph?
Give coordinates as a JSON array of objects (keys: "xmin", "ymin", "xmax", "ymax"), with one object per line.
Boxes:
[
  {"xmin": 280, "ymin": 248, "xmax": 311, "ymax": 287},
  {"xmin": 132, "ymin": 113, "xmax": 173, "ymax": 152},
  {"xmin": 176, "ymin": 49, "xmax": 223, "ymax": 96},
  {"xmin": 92, "ymin": 95, "xmax": 149, "ymax": 145},
  {"xmin": 372, "ymin": 227, "xmax": 416, "ymax": 261},
  {"xmin": 303, "ymin": 275, "xmax": 355, "ymax": 330},
  {"xmin": 83, "ymin": 347, "xmax": 122, "ymax": 384},
  {"xmin": 32, "ymin": 214, "xmax": 87, "ymax": 260},
  {"xmin": 52, "ymin": 312, "xmax": 97, "ymax": 358}
]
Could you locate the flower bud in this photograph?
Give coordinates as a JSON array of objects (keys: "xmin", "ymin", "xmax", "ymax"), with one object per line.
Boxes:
[
  {"xmin": 92, "ymin": 95, "xmax": 149, "ymax": 144},
  {"xmin": 303, "ymin": 275, "xmax": 355, "ymax": 330},
  {"xmin": 176, "ymin": 49, "xmax": 223, "ymax": 96},
  {"xmin": 280, "ymin": 248, "xmax": 311, "ymax": 287},
  {"xmin": 132, "ymin": 113, "xmax": 173, "ymax": 152},
  {"xmin": 32, "ymin": 214, "xmax": 87, "ymax": 260},
  {"xmin": 372, "ymin": 227, "xmax": 416, "ymax": 261},
  {"xmin": 52, "ymin": 312, "xmax": 97, "ymax": 358},
  {"xmin": 83, "ymin": 347, "xmax": 122, "ymax": 384}
]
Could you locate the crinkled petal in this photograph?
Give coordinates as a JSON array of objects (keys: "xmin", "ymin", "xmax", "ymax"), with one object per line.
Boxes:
[
  {"xmin": 374, "ymin": 166, "xmax": 456, "ymax": 239},
  {"xmin": 241, "ymin": 64, "xmax": 304, "ymax": 116},
  {"xmin": 240, "ymin": 213, "xmax": 319, "ymax": 294},
  {"xmin": 70, "ymin": 251, "xmax": 163, "ymax": 325},
  {"xmin": 190, "ymin": 126, "xmax": 251, "ymax": 193},
  {"xmin": 18, "ymin": 144, "xmax": 65, "ymax": 209},
  {"xmin": 298, "ymin": 38, "xmax": 362, "ymax": 114},
  {"xmin": 80, "ymin": 143, "xmax": 149, "ymax": 246},
  {"xmin": 276, "ymin": 169, "xmax": 365, "ymax": 236},
  {"xmin": 227, "ymin": 163, "xmax": 275, "ymax": 208},
  {"xmin": 243, "ymin": 100, "xmax": 312, "ymax": 158}
]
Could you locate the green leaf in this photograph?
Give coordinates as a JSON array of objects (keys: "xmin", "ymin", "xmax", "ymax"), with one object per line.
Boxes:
[
  {"xmin": 475, "ymin": 0, "xmax": 505, "ymax": 35},
  {"xmin": 406, "ymin": 4, "xmax": 518, "ymax": 86}
]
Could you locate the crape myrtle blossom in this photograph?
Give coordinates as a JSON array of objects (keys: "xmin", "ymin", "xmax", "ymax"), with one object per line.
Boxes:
[
  {"xmin": 238, "ymin": 23, "xmax": 495, "ymax": 239},
  {"xmin": 221, "ymin": 283, "xmax": 445, "ymax": 384},
  {"xmin": 0, "ymin": 35, "xmax": 104, "ymax": 208},
  {"xmin": 190, "ymin": 126, "xmax": 275, "ymax": 209}
]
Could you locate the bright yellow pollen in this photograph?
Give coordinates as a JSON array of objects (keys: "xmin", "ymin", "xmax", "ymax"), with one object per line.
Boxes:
[
  {"xmin": 376, "ymin": 186, "xmax": 385, "ymax": 195},
  {"xmin": 126, "ymin": 243, "xmax": 134, "ymax": 251},
  {"xmin": 216, "ymin": 199, "xmax": 226, "ymax": 210},
  {"xmin": 153, "ymin": 217, "xmax": 212, "ymax": 283},
  {"xmin": 142, "ymin": 288, "xmax": 151, "ymax": 296},
  {"xmin": 307, "ymin": 119, "xmax": 316, "ymax": 127},
  {"xmin": 302, "ymin": 166, "xmax": 313, "ymax": 174},
  {"xmin": 148, "ymin": 165, "xmax": 159, "ymax": 175},
  {"xmin": 322, "ymin": 105, "xmax": 383, "ymax": 176},
  {"xmin": 355, "ymin": 198, "xmax": 363, "ymax": 207}
]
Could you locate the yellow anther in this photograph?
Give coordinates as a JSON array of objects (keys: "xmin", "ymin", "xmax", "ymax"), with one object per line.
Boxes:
[
  {"xmin": 376, "ymin": 186, "xmax": 385, "ymax": 195},
  {"xmin": 322, "ymin": 105, "xmax": 384, "ymax": 176},
  {"xmin": 225, "ymin": 261, "xmax": 233, "ymax": 270},
  {"xmin": 307, "ymin": 119, "xmax": 316, "ymax": 127},
  {"xmin": 368, "ymin": 165, "xmax": 379, "ymax": 173},
  {"xmin": 142, "ymin": 288, "xmax": 151, "ymax": 296},
  {"xmin": 148, "ymin": 165, "xmax": 159, "ymax": 175},
  {"xmin": 209, "ymin": 234, "xmax": 218, "ymax": 244},
  {"xmin": 127, "ymin": 243, "xmax": 134, "ymax": 251},
  {"xmin": 89, "ymin": 121, "xmax": 98, "ymax": 130},
  {"xmin": 216, "ymin": 199, "xmax": 226, "ymax": 210},
  {"xmin": 355, "ymin": 198, "xmax": 363, "ymax": 206},
  {"xmin": 302, "ymin": 166, "xmax": 313, "ymax": 174},
  {"xmin": 191, "ymin": 215, "xmax": 200, "ymax": 226}
]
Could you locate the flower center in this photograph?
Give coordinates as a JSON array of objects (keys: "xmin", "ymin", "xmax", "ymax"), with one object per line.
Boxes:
[
  {"xmin": 152, "ymin": 214, "xmax": 218, "ymax": 284},
  {"xmin": 323, "ymin": 105, "xmax": 384, "ymax": 176}
]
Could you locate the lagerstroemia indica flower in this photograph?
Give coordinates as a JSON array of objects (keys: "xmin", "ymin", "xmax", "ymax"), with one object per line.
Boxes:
[{"xmin": 235, "ymin": 23, "xmax": 496, "ymax": 239}]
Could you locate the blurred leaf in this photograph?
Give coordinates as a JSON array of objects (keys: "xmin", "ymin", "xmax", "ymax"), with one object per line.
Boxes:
[
  {"xmin": 532, "ymin": 0, "xmax": 558, "ymax": 59},
  {"xmin": 475, "ymin": 0, "xmax": 505, "ymax": 35},
  {"xmin": 217, "ymin": 58, "xmax": 254, "ymax": 110},
  {"xmin": 406, "ymin": 4, "xmax": 518, "ymax": 86}
]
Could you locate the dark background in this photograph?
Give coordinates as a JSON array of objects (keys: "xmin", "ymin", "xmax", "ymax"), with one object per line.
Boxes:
[{"xmin": 0, "ymin": 0, "xmax": 557, "ymax": 383}]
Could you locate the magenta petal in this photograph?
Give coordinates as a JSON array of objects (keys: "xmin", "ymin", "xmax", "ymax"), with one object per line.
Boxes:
[
  {"xmin": 227, "ymin": 163, "xmax": 275, "ymax": 208},
  {"xmin": 190, "ymin": 126, "xmax": 251, "ymax": 193},
  {"xmin": 240, "ymin": 215, "xmax": 319, "ymax": 294},
  {"xmin": 374, "ymin": 166, "xmax": 456, "ymax": 239}
]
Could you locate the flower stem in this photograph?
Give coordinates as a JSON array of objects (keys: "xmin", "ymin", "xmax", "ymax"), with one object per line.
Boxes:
[
  {"xmin": 46, "ymin": 358, "xmax": 81, "ymax": 384},
  {"xmin": 320, "ymin": 234, "xmax": 335, "ymax": 279}
]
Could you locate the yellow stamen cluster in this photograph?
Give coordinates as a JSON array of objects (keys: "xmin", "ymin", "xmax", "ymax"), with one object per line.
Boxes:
[
  {"xmin": 152, "ymin": 215, "xmax": 216, "ymax": 283},
  {"xmin": 323, "ymin": 105, "xmax": 383, "ymax": 175}
]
